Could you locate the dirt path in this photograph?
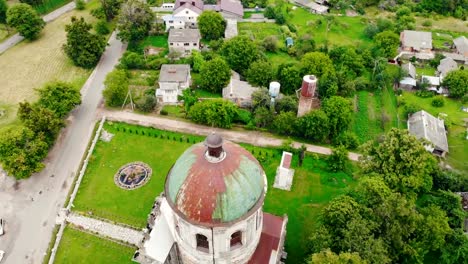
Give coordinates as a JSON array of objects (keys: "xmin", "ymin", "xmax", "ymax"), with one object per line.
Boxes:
[{"xmin": 102, "ymin": 110, "xmax": 362, "ymax": 161}]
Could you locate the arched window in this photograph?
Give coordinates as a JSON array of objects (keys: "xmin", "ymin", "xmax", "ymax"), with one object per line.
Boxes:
[
  {"xmin": 196, "ymin": 234, "xmax": 209, "ymax": 252},
  {"xmin": 230, "ymin": 231, "xmax": 242, "ymax": 249}
]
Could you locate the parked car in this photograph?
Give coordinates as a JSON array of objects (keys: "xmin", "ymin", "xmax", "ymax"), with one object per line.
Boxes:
[
  {"xmin": 0, "ymin": 219, "xmax": 4, "ymax": 236},
  {"xmin": 0, "ymin": 250, "xmax": 4, "ymax": 263}
]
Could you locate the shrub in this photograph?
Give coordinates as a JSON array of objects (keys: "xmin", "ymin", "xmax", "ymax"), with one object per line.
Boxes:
[
  {"xmin": 160, "ymin": 109, "xmax": 168, "ymax": 115},
  {"xmin": 119, "ymin": 51, "xmax": 145, "ymax": 69},
  {"xmin": 91, "ymin": 8, "xmax": 106, "ymax": 19},
  {"xmin": 415, "ymin": 90, "xmax": 434, "ymax": 98},
  {"xmin": 422, "ymin": 20, "xmax": 432, "ymax": 27},
  {"xmin": 234, "ymin": 109, "xmax": 252, "ymax": 124},
  {"xmin": 327, "ymin": 146, "xmax": 348, "ymax": 172},
  {"xmin": 263, "ymin": 36, "xmax": 278, "ymax": 52},
  {"xmin": 75, "ymin": 0, "xmax": 85, "ymax": 10},
  {"xmin": 135, "ymin": 94, "xmax": 157, "ymax": 112},
  {"xmin": 333, "ymin": 131, "xmax": 359, "ymax": 149},
  {"xmin": 431, "ymin": 97, "xmax": 444, "ymax": 107},
  {"xmin": 188, "ymin": 99, "xmax": 238, "ymax": 128},
  {"xmin": 403, "ymin": 104, "xmax": 419, "ymax": 118},
  {"xmin": 94, "ymin": 20, "xmax": 110, "ymax": 35}
]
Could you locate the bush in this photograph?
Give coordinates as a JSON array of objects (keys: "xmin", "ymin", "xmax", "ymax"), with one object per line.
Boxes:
[
  {"xmin": 90, "ymin": 7, "xmax": 106, "ymax": 19},
  {"xmin": 263, "ymin": 36, "xmax": 278, "ymax": 52},
  {"xmin": 333, "ymin": 131, "xmax": 359, "ymax": 149},
  {"xmin": 422, "ymin": 20, "xmax": 432, "ymax": 27},
  {"xmin": 160, "ymin": 109, "xmax": 168, "ymax": 115},
  {"xmin": 119, "ymin": 51, "xmax": 145, "ymax": 69},
  {"xmin": 415, "ymin": 90, "xmax": 434, "ymax": 98},
  {"xmin": 75, "ymin": 0, "xmax": 85, "ymax": 10},
  {"xmin": 235, "ymin": 109, "xmax": 252, "ymax": 124},
  {"xmin": 431, "ymin": 97, "xmax": 445, "ymax": 107},
  {"xmin": 403, "ymin": 104, "xmax": 419, "ymax": 119},
  {"xmin": 146, "ymin": 57, "xmax": 169, "ymax": 70},
  {"xmin": 189, "ymin": 99, "xmax": 238, "ymax": 128},
  {"xmin": 327, "ymin": 146, "xmax": 348, "ymax": 172},
  {"xmin": 94, "ymin": 20, "xmax": 110, "ymax": 35},
  {"xmin": 135, "ymin": 94, "xmax": 157, "ymax": 112}
]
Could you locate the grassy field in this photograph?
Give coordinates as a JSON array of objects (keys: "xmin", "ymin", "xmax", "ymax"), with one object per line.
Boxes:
[
  {"xmin": 0, "ymin": 4, "xmax": 100, "ymax": 129},
  {"xmin": 54, "ymin": 225, "xmax": 136, "ymax": 264},
  {"xmin": 73, "ymin": 122, "xmax": 355, "ymax": 263},
  {"xmin": 398, "ymin": 92, "xmax": 468, "ymax": 174},
  {"xmin": 161, "ymin": 104, "xmax": 186, "ymax": 118}
]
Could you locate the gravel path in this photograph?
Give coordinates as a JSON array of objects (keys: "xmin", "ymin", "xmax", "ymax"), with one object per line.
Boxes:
[
  {"xmin": 67, "ymin": 213, "xmax": 143, "ymax": 246},
  {"xmin": 103, "ymin": 110, "xmax": 362, "ymax": 161},
  {"xmin": 0, "ymin": 1, "xmax": 76, "ymax": 54}
]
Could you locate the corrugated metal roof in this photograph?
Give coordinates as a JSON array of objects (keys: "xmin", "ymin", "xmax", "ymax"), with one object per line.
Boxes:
[{"xmin": 165, "ymin": 141, "xmax": 266, "ymax": 225}]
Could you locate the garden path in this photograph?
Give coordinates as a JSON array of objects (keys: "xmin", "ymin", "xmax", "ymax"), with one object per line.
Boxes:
[
  {"xmin": 66, "ymin": 213, "xmax": 143, "ymax": 246},
  {"xmin": 102, "ymin": 110, "xmax": 362, "ymax": 161},
  {"xmin": 0, "ymin": 1, "xmax": 77, "ymax": 54}
]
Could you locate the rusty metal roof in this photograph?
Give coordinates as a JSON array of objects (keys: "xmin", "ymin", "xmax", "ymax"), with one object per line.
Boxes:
[
  {"xmin": 165, "ymin": 140, "xmax": 266, "ymax": 225},
  {"xmin": 248, "ymin": 213, "xmax": 287, "ymax": 264}
]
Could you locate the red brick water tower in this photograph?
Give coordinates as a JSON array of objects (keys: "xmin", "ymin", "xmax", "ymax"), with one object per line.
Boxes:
[{"xmin": 297, "ymin": 75, "xmax": 320, "ymax": 117}]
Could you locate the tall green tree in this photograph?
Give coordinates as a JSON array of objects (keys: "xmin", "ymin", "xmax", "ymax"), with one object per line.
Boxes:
[
  {"xmin": 103, "ymin": 69, "xmax": 129, "ymax": 107},
  {"xmin": 272, "ymin": 111, "xmax": 296, "ymax": 135},
  {"xmin": 327, "ymin": 146, "xmax": 348, "ymax": 172},
  {"xmin": 296, "ymin": 110, "xmax": 330, "ymax": 142},
  {"xmin": 0, "ymin": 126, "xmax": 49, "ymax": 179},
  {"xmin": 64, "ymin": 16, "xmax": 106, "ymax": 68},
  {"xmin": 36, "ymin": 81, "xmax": 81, "ymax": 118},
  {"xmin": 300, "ymin": 51, "xmax": 335, "ymax": 78},
  {"xmin": 199, "ymin": 57, "xmax": 231, "ymax": 93},
  {"xmin": 360, "ymin": 128, "xmax": 438, "ymax": 195},
  {"xmin": 197, "ymin": 11, "xmax": 226, "ymax": 41},
  {"xmin": 100, "ymin": 0, "xmax": 122, "ymax": 21},
  {"xmin": 246, "ymin": 60, "xmax": 275, "ymax": 88},
  {"xmin": 277, "ymin": 62, "xmax": 302, "ymax": 95},
  {"xmin": 322, "ymin": 96, "xmax": 353, "ymax": 139},
  {"xmin": 117, "ymin": 0, "xmax": 153, "ymax": 42},
  {"xmin": 17, "ymin": 102, "xmax": 64, "ymax": 143},
  {"xmin": 308, "ymin": 249, "xmax": 366, "ymax": 264},
  {"xmin": 0, "ymin": 0, "xmax": 7, "ymax": 25},
  {"xmin": 221, "ymin": 36, "xmax": 259, "ymax": 75},
  {"xmin": 6, "ymin": 3, "xmax": 45, "ymax": 40},
  {"xmin": 188, "ymin": 99, "xmax": 238, "ymax": 128},
  {"xmin": 374, "ymin": 30, "xmax": 400, "ymax": 58},
  {"xmin": 443, "ymin": 69, "xmax": 468, "ymax": 98}
]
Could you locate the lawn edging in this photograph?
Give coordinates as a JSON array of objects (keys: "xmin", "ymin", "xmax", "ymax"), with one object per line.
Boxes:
[{"xmin": 47, "ymin": 116, "xmax": 106, "ymax": 264}]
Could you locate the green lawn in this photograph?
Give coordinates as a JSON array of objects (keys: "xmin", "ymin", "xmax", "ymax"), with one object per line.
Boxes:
[
  {"xmin": 161, "ymin": 105, "xmax": 186, "ymax": 118},
  {"xmin": 129, "ymin": 35, "xmax": 169, "ymax": 53},
  {"xmin": 54, "ymin": 225, "xmax": 135, "ymax": 264},
  {"xmin": 35, "ymin": 0, "xmax": 72, "ymax": 15},
  {"xmin": 193, "ymin": 88, "xmax": 222, "ymax": 98},
  {"xmin": 73, "ymin": 122, "xmax": 355, "ymax": 263},
  {"xmin": 352, "ymin": 91, "xmax": 385, "ymax": 143},
  {"xmin": 398, "ymin": 92, "xmax": 468, "ymax": 174}
]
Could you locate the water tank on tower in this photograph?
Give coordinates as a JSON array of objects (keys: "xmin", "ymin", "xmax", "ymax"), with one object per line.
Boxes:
[
  {"xmin": 301, "ymin": 75, "xmax": 317, "ymax": 98},
  {"xmin": 269, "ymin": 82, "xmax": 281, "ymax": 98}
]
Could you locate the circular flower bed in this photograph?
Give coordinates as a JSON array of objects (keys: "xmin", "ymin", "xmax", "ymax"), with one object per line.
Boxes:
[{"xmin": 114, "ymin": 162, "xmax": 152, "ymax": 190}]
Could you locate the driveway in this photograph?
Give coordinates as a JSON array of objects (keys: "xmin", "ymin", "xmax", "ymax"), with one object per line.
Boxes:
[
  {"xmin": 0, "ymin": 32, "xmax": 125, "ymax": 264},
  {"xmin": 103, "ymin": 110, "xmax": 361, "ymax": 161}
]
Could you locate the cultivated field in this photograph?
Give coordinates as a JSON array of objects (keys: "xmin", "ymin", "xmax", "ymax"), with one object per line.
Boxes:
[{"xmin": 0, "ymin": 8, "xmax": 96, "ymax": 128}]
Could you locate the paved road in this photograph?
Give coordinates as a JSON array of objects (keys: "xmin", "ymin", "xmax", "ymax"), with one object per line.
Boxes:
[
  {"xmin": 103, "ymin": 110, "xmax": 361, "ymax": 161},
  {"xmin": 0, "ymin": 1, "xmax": 76, "ymax": 54},
  {"xmin": 0, "ymin": 32, "xmax": 125, "ymax": 264}
]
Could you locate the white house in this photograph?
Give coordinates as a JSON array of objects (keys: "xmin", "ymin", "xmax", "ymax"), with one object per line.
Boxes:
[
  {"xmin": 168, "ymin": 28, "xmax": 201, "ymax": 55},
  {"xmin": 156, "ymin": 64, "xmax": 191, "ymax": 103},
  {"xmin": 163, "ymin": 0, "xmax": 203, "ymax": 31},
  {"xmin": 399, "ymin": 62, "xmax": 417, "ymax": 90}
]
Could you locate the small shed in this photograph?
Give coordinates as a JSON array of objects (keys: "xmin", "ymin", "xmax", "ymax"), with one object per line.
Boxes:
[
  {"xmin": 222, "ymin": 78, "xmax": 258, "ymax": 108},
  {"xmin": 407, "ymin": 110, "xmax": 449, "ymax": 157},
  {"xmin": 273, "ymin": 152, "xmax": 295, "ymax": 191},
  {"xmin": 437, "ymin": 57, "xmax": 458, "ymax": 80},
  {"xmin": 286, "ymin": 37, "xmax": 294, "ymax": 47}
]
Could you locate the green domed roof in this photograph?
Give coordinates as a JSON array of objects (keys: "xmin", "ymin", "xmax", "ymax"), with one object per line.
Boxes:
[{"xmin": 165, "ymin": 140, "xmax": 266, "ymax": 225}]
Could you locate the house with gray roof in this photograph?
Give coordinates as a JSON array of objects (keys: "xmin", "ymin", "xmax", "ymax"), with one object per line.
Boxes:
[
  {"xmin": 400, "ymin": 30, "xmax": 432, "ymax": 53},
  {"xmin": 168, "ymin": 28, "xmax": 201, "ymax": 56},
  {"xmin": 437, "ymin": 57, "xmax": 458, "ymax": 80},
  {"xmin": 294, "ymin": 0, "xmax": 328, "ymax": 14},
  {"xmin": 156, "ymin": 64, "xmax": 191, "ymax": 103},
  {"xmin": 222, "ymin": 78, "xmax": 259, "ymax": 108},
  {"xmin": 453, "ymin": 36, "xmax": 468, "ymax": 58},
  {"xmin": 407, "ymin": 110, "xmax": 449, "ymax": 157},
  {"xmin": 399, "ymin": 62, "xmax": 417, "ymax": 90}
]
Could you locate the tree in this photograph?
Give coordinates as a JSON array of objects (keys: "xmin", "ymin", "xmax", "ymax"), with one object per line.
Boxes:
[
  {"xmin": 443, "ymin": 69, "xmax": 468, "ymax": 98},
  {"xmin": 272, "ymin": 111, "xmax": 296, "ymax": 135},
  {"xmin": 322, "ymin": 96, "xmax": 353, "ymax": 138},
  {"xmin": 246, "ymin": 60, "xmax": 275, "ymax": 88},
  {"xmin": 100, "ymin": 0, "xmax": 122, "ymax": 21},
  {"xmin": 19, "ymin": 0, "xmax": 43, "ymax": 6},
  {"xmin": 191, "ymin": 50, "xmax": 204, "ymax": 73},
  {"xmin": 64, "ymin": 16, "xmax": 106, "ymax": 68},
  {"xmin": 254, "ymin": 107, "xmax": 274, "ymax": 128},
  {"xmin": 360, "ymin": 128, "xmax": 438, "ymax": 195},
  {"xmin": 0, "ymin": 126, "xmax": 49, "ymax": 179},
  {"xmin": 103, "ymin": 69, "xmax": 129, "ymax": 107},
  {"xmin": 277, "ymin": 63, "xmax": 302, "ymax": 95},
  {"xmin": 300, "ymin": 52, "xmax": 335, "ymax": 78},
  {"xmin": 179, "ymin": 88, "xmax": 198, "ymax": 115},
  {"xmin": 318, "ymin": 73, "xmax": 338, "ymax": 99},
  {"xmin": 199, "ymin": 57, "xmax": 231, "ymax": 93},
  {"xmin": 117, "ymin": 0, "xmax": 154, "ymax": 42},
  {"xmin": 297, "ymin": 110, "xmax": 329, "ymax": 142},
  {"xmin": 197, "ymin": 11, "xmax": 226, "ymax": 41},
  {"xmin": 327, "ymin": 146, "xmax": 348, "ymax": 172},
  {"xmin": 0, "ymin": 0, "xmax": 7, "ymax": 25},
  {"xmin": 309, "ymin": 249, "xmax": 366, "ymax": 264},
  {"xmin": 135, "ymin": 94, "xmax": 156, "ymax": 112},
  {"xmin": 18, "ymin": 102, "xmax": 64, "ymax": 143},
  {"xmin": 329, "ymin": 45, "xmax": 365, "ymax": 77},
  {"xmin": 221, "ymin": 36, "xmax": 259, "ymax": 75},
  {"xmin": 374, "ymin": 31, "xmax": 400, "ymax": 58},
  {"xmin": 275, "ymin": 95, "xmax": 297, "ymax": 113},
  {"xmin": 263, "ymin": 35, "xmax": 278, "ymax": 52},
  {"xmin": 188, "ymin": 99, "xmax": 238, "ymax": 128},
  {"xmin": 36, "ymin": 81, "xmax": 81, "ymax": 118},
  {"xmin": 6, "ymin": 3, "xmax": 44, "ymax": 40}
]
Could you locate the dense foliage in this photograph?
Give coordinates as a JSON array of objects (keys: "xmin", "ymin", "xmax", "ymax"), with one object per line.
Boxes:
[
  {"xmin": 103, "ymin": 69, "xmax": 129, "ymax": 107},
  {"xmin": 117, "ymin": 0, "xmax": 154, "ymax": 42},
  {"xmin": 64, "ymin": 17, "xmax": 106, "ymax": 68},
  {"xmin": 6, "ymin": 3, "xmax": 45, "ymax": 40},
  {"xmin": 199, "ymin": 57, "xmax": 231, "ymax": 93},
  {"xmin": 18, "ymin": 102, "xmax": 64, "ymax": 143},
  {"xmin": 0, "ymin": 0, "xmax": 7, "ymax": 25},
  {"xmin": 189, "ymin": 99, "xmax": 238, "ymax": 128},
  {"xmin": 246, "ymin": 60, "xmax": 275, "ymax": 88},
  {"xmin": 443, "ymin": 69, "xmax": 468, "ymax": 98},
  {"xmin": 100, "ymin": 0, "xmax": 122, "ymax": 21},
  {"xmin": 221, "ymin": 36, "xmax": 259, "ymax": 75},
  {"xmin": 322, "ymin": 96, "xmax": 353, "ymax": 138},
  {"xmin": 197, "ymin": 11, "xmax": 226, "ymax": 41},
  {"xmin": 36, "ymin": 81, "xmax": 81, "ymax": 118}
]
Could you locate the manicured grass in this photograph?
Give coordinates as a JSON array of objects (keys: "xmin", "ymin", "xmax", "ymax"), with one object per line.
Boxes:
[
  {"xmin": 266, "ymin": 51, "xmax": 298, "ymax": 66},
  {"xmin": 194, "ymin": 88, "xmax": 222, "ymax": 98},
  {"xmin": 0, "ymin": 7, "xmax": 97, "ymax": 129},
  {"xmin": 161, "ymin": 105, "xmax": 186, "ymax": 118},
  {"xmin": 129, "ymin": 35, "xmax": 169, "ymax": 53},
  {"xmin": 74, "ymin": 122, "xmax": 355, "ymax": 263},
  {"xmin": 35, "ymin": 0, "xmax": 72, "ymax": 15},
  {"xmin": 54, "ymin": 225, "xmax": 135, "ymax": 264},
  {"xmin": 398, "ymin": 92, "xmax": 468, "ymax": 174}
]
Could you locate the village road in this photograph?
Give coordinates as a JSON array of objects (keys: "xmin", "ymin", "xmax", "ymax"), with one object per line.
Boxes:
[
  {"xmin": 0, "ymin": 32, "xmax": 125, "ymax": 264},
  {"xmin": 103, "ymin": 110, "xmax": 362, "ymax": 161},
  {"xmin": 0, "ymin": 1, "xmax": 76, "ymax": 54}
]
